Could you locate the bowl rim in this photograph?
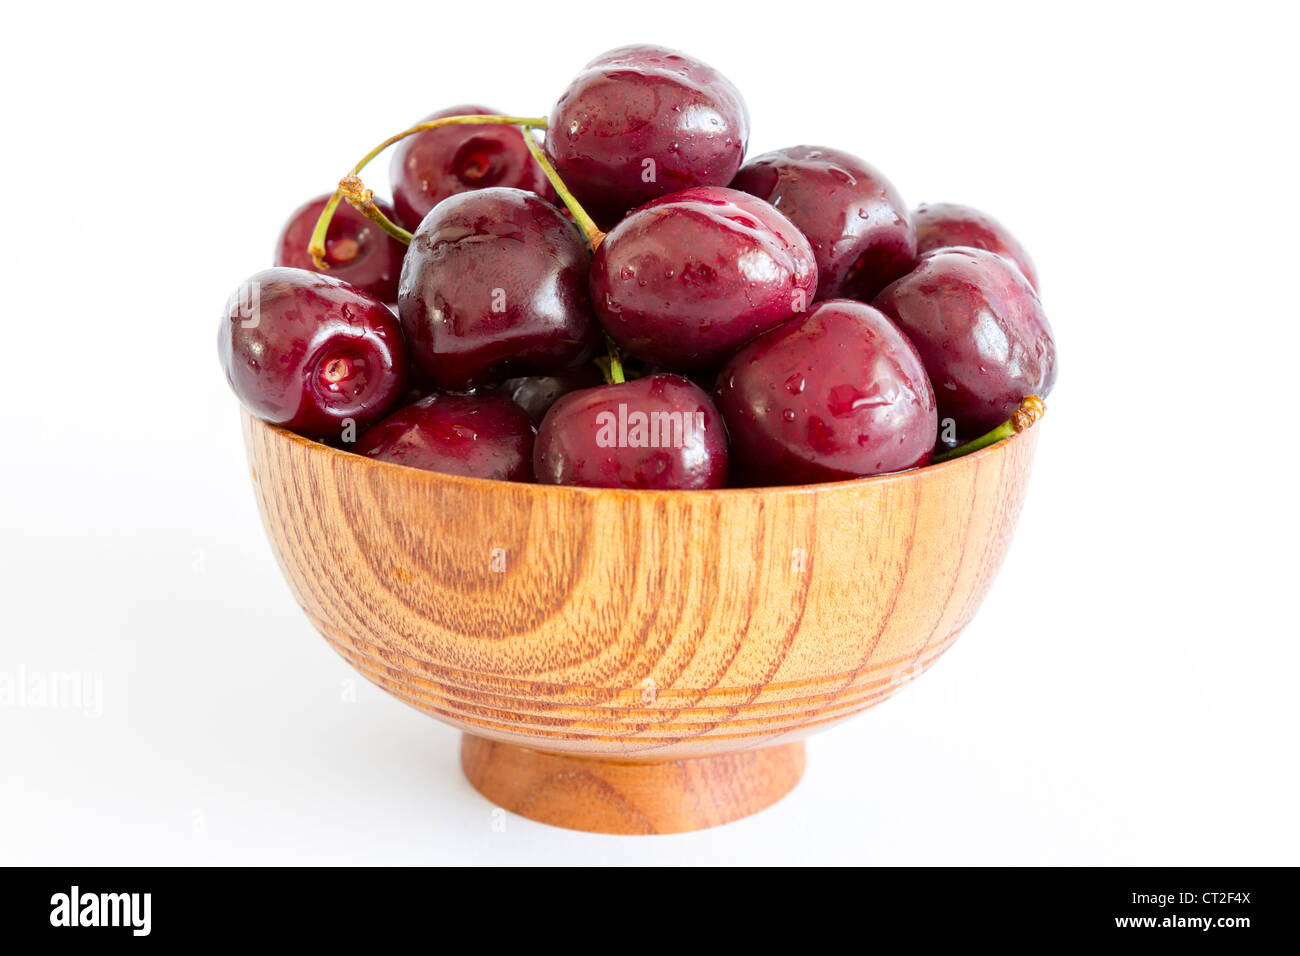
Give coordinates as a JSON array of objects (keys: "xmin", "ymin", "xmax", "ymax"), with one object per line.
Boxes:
[{"xmin": 243, "ymin": 409, "xmax": 1039, "ymax": 501}]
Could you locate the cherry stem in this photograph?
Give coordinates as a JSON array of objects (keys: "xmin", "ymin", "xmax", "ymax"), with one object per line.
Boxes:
[
  {"xmin": 933, "ymin": 396, "xmax": 1046, "ymax": 463},
  {"xmin": 338, "ymin": 175, "xmax": 412, "ymax": 244},
  {"xmin": 605, "ymin": 336, "xmax": 626, "ymax": 385},
  {"xmin": 520, "ymin": 129, "xmax": 606, "ymax": 250},
  {"xmin": 307, "ymin": 114, "xmax": 549, "ymax": 269}
]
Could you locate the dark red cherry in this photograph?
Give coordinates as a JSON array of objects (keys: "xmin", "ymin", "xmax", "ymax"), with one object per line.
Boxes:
[
  {"xmin": 646, "ymin": 364, "xmax": 723, "ymax": 395},
  {"xmin": 501, "ymin": 364, "xmax": 604, "ymax": 424},
  {"xmin": 389, "ymin": 105, "xmax": 554, "ymax": 231},
  {"xmin": 591, "ymin": 186, "xmax": 817, "ymax": 369},
  {"xmin": 715, "ymin": 300, "xmax": 936, "ymax": 485},
  {"xmin": 275, "ymin": 194, "xmax": 406, "ymax": 302},
  {"xmin": 731, "ymin": 146, "xmax": 915, "ymax": 301},
  {"xmin": 872, "ymin": 248, "xmax": 1056, "ymax": 438},
  {"xmin": 356, "ymin": 392, "xmax": 534, "ymax": 481},
  {"xmin": 914, "ymin": 202, "xmax": 1040, "ymax": 291},
  {"xmin": 546, "ymin": 45, "xmax": 750, "ymax": 229},
  {"xmin": 534, "ymin": 374, "xmax": 728, "ymax": 489},
  {"xmin": 393, "ymin": 312, "xmax": 438, "ymax": 403},
  {"xmin": 218, "ymin": 267, "xmax": 407, "ymax": 440},
  {"xmin": 398, "ymin": 187, "xmax": 598, "ymax": 391}
]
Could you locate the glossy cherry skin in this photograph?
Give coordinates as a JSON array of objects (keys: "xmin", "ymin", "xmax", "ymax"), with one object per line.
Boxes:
[
  {"xmin": 914, "ymin": 202, "xmax": 1040, "ymax": 291},
  {"xmin": 534, "ymin": 374, "xmax": 728, "ymax": 489},
  {"xmin": 715, "ymin": 300, "xmax": 937, "ymax": 485},
  {"xmin": 546, "ymin": 45, "xmax": 750, "ymax": 229},
  {"xmin": 872, "ymin": 248, "xmax": 1056, "ymax": 438},
  {"xmin": 398, "ymin": 187, "xmax": 598, "ymax": 391},
  {"xmin": 355, "ymin": 392, "xmax": 534, "ymax": 481},
  {"xmin": 275, "ymin": 194, "xmax": 406, "ymax": 302},
  {"xmin": 389, "ymin": 105, "xmax": 554, "ymax": 232},
  {"xmin": 591, "ymin": 186, "xmax": 817, "ymax": 369},
  {"xmin": 218, "ymin": 267, "xmax": 408, "ymax": 440},
  {"xmin": 501, "ymin": 365, "xmax": 604, "ymax": 424},
  {"xmin": 731, "ymin": 146, "xmax": 915, "ymax": 301}
]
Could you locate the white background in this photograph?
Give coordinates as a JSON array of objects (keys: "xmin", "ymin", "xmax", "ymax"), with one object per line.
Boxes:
[{"xmin": 2, "ymin": 0, "xmax": 1297, "ymax": 865}]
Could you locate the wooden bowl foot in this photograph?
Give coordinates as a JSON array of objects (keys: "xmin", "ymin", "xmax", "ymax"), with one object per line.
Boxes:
[{"xmin": 460, "ymin": 735, "xmax": 806, "ymax": 834}]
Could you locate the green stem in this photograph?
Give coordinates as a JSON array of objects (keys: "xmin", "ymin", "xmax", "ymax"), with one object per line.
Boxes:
[
  {"xmin": 308, "ymin": 114, "xmax": 548, "ymax": 268},
  {"xmin": 358, "ymin": 204, "xmax": 413, "ymax": 244},
  {"xmin": 933, "ymin": 396, "xmax": 1046, "ymax": 463},
  {"xmin": 605, "ymin": 336, "xmax": 626, "ymax": 385},
  {"xmin": 338, "ymin": 175, "xmax": 412, "ymax": 244},
  {"xmin": 520, "ymin": 129, "xmax": 605, "ymax": 249}
]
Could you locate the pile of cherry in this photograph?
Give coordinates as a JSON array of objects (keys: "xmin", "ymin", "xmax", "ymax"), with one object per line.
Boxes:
[{"xmin": 219, "ymin": 44, "xmax": 1057, "ymax": 489}]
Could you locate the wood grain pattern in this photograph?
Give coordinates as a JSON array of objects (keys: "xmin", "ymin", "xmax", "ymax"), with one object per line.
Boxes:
[
  {"xmin": 461, "ymin": 736, "xmax": 805, "ymax": 834},
  {"xmin": 242, "ymin": 410, "xmax": 1041, "ymax": 832}
]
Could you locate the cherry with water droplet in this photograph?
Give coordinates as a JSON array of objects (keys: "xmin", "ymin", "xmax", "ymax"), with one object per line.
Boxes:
[
  {"xmin": 356, "ymin": 392, "xmax": 535, "ymax": 480},
  {"xmin": 546, "ymin": 45, "xmax": 750, "ymax": 229},
  {"xmin": 913, "ymin": 202, "xmax": 1040, "ymax": 291},
  {"xmin": 534, "ymin": 373, "xmax": 728, "ymax": 488},
  {"xmin": 731, "ymin": 146, "xmax": 916, "ymax": 301},
  {"xmin": 398, "ymin": 187, "xmax": 599, "ymax": 390},
  {"xmin": 590, "ymin": 186, "xmax": 817, "ymax": 368},
  {"xmin": 218, "ymin": 267, "xmax": 408, "ymax": 440},
  {"xmin": 715, "ymin": 300, "xmax": 936, "ymax": 484},
  {"xmin": 872, "ymin": 248, "xmax": 1056, "ymax": 438}
]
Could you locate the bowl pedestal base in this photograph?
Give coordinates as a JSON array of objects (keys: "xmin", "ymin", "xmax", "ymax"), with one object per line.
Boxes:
[{"xmin": 460, "ymin": 735, "xmax": 806, "ymax": 834}]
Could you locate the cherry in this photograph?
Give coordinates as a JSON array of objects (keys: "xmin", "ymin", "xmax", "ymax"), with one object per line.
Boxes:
[
  {"xmin": 356, "ymin": 392, "xmax": 535, "ymax": 481},
  {"xmin": 872, "ymin": 248, "xmax": 1056, "ymax": 438},
  {"xmin": 913, "ymin": 202, "xmax": 1040, "ymax": 291},
  {"xmin": 534, "ymin": 374, "xmax": 728, "ymax": 489},
  {"xmin": 648, "ymin": 364, "xmax": 724, "ymax": 395},
  {"xmin": 546, "ymin": 45, "xmax": 750, "ymax": 229},
  {"xmin": 275, "ymin": 194, "xmax": 406, "ymax": 302},
  {"xmin": 715, "ymin": 300, "xmax": 936, "ymax": 485},
  {"xmin": 398, "ymin": 187, "xmax": 598, "ymax": 390},
  {"xmin": 389, "ymin": 105, "xmax": 554, "ymax": 231},
  {"xmin": 731, "ymin": 146, "xmax": 915, "ymax": 301},
  {"xmin": 218, "ymin": 267, "xmax": 407, "ymax": 440},
  {"xmin": 501, "ymin": 365, "xmax": 604, "ymax": 424},
  {"xmin": 391, "ymin": 314, "xmax": 436, "ymax": 403},
  {"xmin": 590, "ymin": 186, "xmax": 817, "ymax": 369}
]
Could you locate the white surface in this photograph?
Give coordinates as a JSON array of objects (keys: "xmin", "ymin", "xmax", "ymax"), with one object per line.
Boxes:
[{"xmin": 2, "ymin": 0, "xmax": 1296, "ymax": 865}]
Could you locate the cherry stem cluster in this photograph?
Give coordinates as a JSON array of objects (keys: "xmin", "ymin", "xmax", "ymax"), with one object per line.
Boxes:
[
  {"xmin": 933, "ymin": 396, "xmax": 1046, "ymax": 463},
  {"xmin": 307, "ymin": 114, "xmax": 549, "ymax": 269}
]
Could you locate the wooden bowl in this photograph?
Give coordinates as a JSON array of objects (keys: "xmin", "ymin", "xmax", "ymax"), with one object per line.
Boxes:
[{"xmin": 243, "ymin": 410, "xmax": 1041, "ymax": 833}]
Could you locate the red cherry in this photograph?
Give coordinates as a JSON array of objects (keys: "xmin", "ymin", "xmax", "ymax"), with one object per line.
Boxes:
[
  {"xmin": 398, "ymin": 188, "xmax": 598, "ymax": 390},
  {"xmin": 873, "ymin": 248, "xmax": 1056, "ymax": 438},
  {"xmin": 913, "ymin": 202, "xmax": 1040, "ymax": 291},
  {"xmin": 534, "ymin": 374, "xmax": 728, "ymax": 489},
  {"xmin": 389, "ymin": 105, "xmax": 555, "ymax": 231},
  {"xmin": 357, "ymin": 393, "xmax": 535, "ymax": 481},
  {"xmin": 731, "ymin": 146, "xmax": 916, "ymax": 301},
  {"xmin": 275, "ymin": 194, "xmax": 406, "ymax": 302},
  {"xmin": 218, "ymin": 267, "xmax": 407, "ymax": 440},
  {"xmin": 715, "ymin": 300, "xmax": 937, "ymax": 484},
  {"xmin": 546, "ymin": 45, "xmax": 750, "ymax": 229},
  {"xmin": 590, "ymin": 186, "xmax": 817, "ymax": 369}
]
